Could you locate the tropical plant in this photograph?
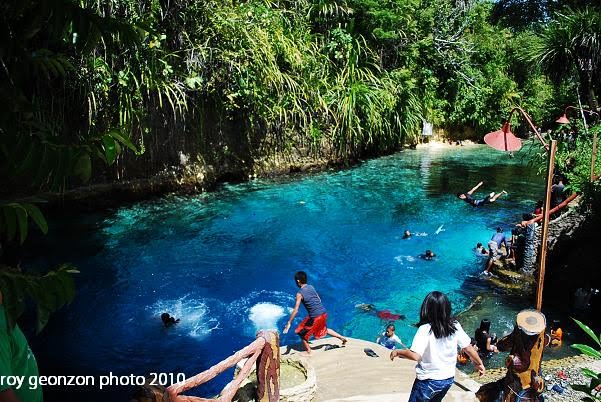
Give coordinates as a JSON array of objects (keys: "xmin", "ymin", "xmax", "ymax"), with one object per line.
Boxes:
[
  {"xmin": 524, "ymin": 6, "xmax": 601, "ymax": 111},
  {"xmin": 571, "ymin": 318, "xmax": 601, "ymax": 401}
]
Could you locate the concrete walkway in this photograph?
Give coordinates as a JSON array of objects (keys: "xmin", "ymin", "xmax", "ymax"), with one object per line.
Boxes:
[{"xmin": 282, "ymin": 337, "xmax": 481, "ymax": 401}]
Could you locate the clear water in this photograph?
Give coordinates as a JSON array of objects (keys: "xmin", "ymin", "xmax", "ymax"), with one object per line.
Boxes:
[{"xmin": 29, "ymin": 144, "xmax": 568, "ymax": 401}]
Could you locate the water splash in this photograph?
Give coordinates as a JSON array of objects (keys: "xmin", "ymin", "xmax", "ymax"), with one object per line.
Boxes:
[
  {"xmin": 249, "ymin": 302, "xmax": 287, "ymax": 330},
  {"xmin": 147, "ymin": 296, "xmax": 220, "ymax": 338}
]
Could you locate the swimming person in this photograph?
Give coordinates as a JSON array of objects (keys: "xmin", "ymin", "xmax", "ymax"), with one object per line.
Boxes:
[
  {"xmin": 376, "ymin": 324, "xmax": 406, "ymax": 350},
  {"xmin": 390, "ymin": 291, "xmax": 485, "ymax": 402},
  {"xmin": 283, "ymin": 271, "xmax": 347, "ymax": 356},
  {"xmin": 457, "ymin": 181, "xmax": 507, "ymax": 207},
  {"xmin": 161, "ymin": 313, "xmax": 180, "ymax": 327},
  {"xmin": 403, "ymin": 230, "xmax": 412, "ymax": 239},
  {"xmin": 420, "ymin": 250, "xmax": 436, "ymax": 260},
  {"xmin": 475, "ymin": 242, "xmax": 489, "ymax": 256}
]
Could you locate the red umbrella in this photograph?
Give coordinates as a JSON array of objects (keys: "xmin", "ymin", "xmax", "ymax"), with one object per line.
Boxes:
[{"xmin": 484, "ymin": 122, "xmax": 522, "ymax": 152}]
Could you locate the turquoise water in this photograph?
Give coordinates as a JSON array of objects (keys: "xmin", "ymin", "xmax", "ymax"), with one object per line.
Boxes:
[{"xmin": 31, "ymin": 144, "xmax": 554, "ymax": 400}]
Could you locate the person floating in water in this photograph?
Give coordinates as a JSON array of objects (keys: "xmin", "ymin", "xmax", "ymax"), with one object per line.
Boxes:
[
  {"xmin": 475, "ymin": 242, "xmax": 489, "ymax": 256},
  {"xmin": 457, "ymin": 181, "xmax": 507, "ymax": 207},
  {"xmin": 283, "ymin": 271, "xmax": 347, "ymax": 356},
  {"xmin": 355, "ymin": 304, "xmax": 406, "ymax": 320},
  {"xmin": 161, "ymin": 313, "xmax": 180, "ymax": 327},
  {"xmin": 403, "ymin": 230, "xmax": 412, "ymax": 239},
  {"xmin": 377, "ymin": 324, "xmax": 406, "ymax": 350},
  {"xmin": 420, "ymin": 250, "xmax": 436, "ymax": 260}
]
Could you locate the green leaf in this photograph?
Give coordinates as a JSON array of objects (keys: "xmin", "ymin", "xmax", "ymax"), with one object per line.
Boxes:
[
  {"xmin": 14, "ymin": 205, "xmax": 28, "ymax": 244},
  {"xmin": 573, "ymin": 318, "xmax": 601, "ymax": 348},
  {"xmin": 572, "ymin": 344, "xmax": 601, "ymax": 359},
  {"xmin": 22, "ymin": 203, "xmax": 48, "ymax": 235},
  {"xmin": 102, "ymin": 135, "xmax": 117, "ymax": 165},
  {"xmin": 2, "ymin": 206, "xmax": 17, "ymax": 241},
  {"xmin": 73, "ymin": 152, "xmax": 92, "ymax": 182},
  {"xmin": 581, "ymin": 367, "xmax": 601, "ymax": 379},
  {"xmin": 106, "ymin": 129, "xmax": 138, "ymax": 154}
]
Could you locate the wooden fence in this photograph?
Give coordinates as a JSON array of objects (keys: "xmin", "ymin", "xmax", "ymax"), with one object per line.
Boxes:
[{"xmin": 164, "ymin": 330, "xmax": 280, "ymax": 402}]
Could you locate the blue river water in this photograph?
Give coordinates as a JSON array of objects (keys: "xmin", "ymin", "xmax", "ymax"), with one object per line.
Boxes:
[{"xmin": 30, "ymin": 144, "xmax": 558, "ymax": 400}]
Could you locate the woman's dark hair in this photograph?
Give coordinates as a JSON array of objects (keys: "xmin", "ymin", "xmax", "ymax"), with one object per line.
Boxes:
[
  {"xmin": 416, "ymin": 291, "xmax": 457, "ymax": 338},
  {"xmin": 479, "ymin": 319, "xmax": 491, "ymax": 333}
]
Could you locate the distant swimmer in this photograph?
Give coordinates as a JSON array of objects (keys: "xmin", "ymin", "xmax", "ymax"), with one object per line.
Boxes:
[
  {"xmin": 457, "ymin": 181, "xmax": 507, "ymax": 207},
  {"xmin": 355, "ymin": 303, "xmax": 376, "ymax": 312},
  {"xmin": 403, "ymin": 230, "xmax": 412, "ymax": 239},
  {"xmin": 377, "ymin": 310, "xmax": 406, "ymax": 321},
  {"xmin": 356, "ymin": 304, "xmax": 405, "ymax": 320},
  {"xmin": 420, "ymin": 250, "xmax": 436, "ymax": 260},
  {"xmin": 435, "ymin": 225, "xmax": 445, "ymax": 235},
  {"xmin": 161, "ymin": 313, "xmax": 180, "ymax": 327}
]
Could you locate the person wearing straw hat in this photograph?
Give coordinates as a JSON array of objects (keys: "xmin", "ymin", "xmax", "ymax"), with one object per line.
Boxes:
[{"xmin": 476, "ymin": 309, "xmax": 547, "ymax": 401}]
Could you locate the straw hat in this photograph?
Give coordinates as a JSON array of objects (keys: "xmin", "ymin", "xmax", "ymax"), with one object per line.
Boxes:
[{"xmin": 516, "ymin": 309, "xmax": 546, "ymax": 335}]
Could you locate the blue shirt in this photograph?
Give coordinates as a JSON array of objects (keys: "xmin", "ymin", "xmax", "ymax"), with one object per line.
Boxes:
[
  {"xmin": 491, "ymin": 232, "xmax": 507, "ymax": 249},
  {"xmin": 299, "ymin": 285, "xmax": 327, "ymax": 318}
]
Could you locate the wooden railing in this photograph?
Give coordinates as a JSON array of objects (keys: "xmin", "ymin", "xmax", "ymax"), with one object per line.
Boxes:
[
  {"xmin": 165, "ymin": 330, "xmax": 280, "ymax": 402},
  {"xmin": 519, "ymin": 192, "xmax": 578, "ymax": 227}
]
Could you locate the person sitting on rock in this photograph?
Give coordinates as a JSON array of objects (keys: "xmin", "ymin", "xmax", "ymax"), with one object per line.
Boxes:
[{"xmin": 475, "ymin": 319, "xmax": 499, "ymax": 357}]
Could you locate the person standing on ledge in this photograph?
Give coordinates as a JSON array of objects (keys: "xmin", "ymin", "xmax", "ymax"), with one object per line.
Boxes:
[
  {"xmin": 283, "ymin": 271, "xmax": 347, "ymax": 356},
  {"xmin": 0, "ymin": 291, "xmax": 43, "ymax": 402},
  {"xmin": 457, "ymin": 181, "xmax": 507, "ymax": 207},
  {"xmin": 390, "ymin": 291, "xmax": 484, "ymax": 402}
]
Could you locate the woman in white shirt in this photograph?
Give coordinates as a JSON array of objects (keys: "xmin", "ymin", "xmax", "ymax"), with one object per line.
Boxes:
[{"xmin": 390, "ymin": 291, "xmax": 485, "ymax": 402}]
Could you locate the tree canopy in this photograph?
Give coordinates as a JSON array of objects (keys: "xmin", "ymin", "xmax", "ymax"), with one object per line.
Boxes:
[{"xmin": 1, "ymin": 0, "xmax": 600, "ymax": 329}]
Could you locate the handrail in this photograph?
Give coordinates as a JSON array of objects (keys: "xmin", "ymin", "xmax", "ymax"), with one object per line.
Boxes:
[
  {"xmin": 165, "ymin": 330, "xmax": 280, "ymax": 402},
  {"xmin": 520, "ymin": 193, "xmax": 578, "ymax": 227}
]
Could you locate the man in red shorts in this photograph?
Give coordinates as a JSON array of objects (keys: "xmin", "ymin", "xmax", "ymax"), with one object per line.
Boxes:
[{"xmin": 283, "ymin": 271, "xmax": 347, "ymax": 356}]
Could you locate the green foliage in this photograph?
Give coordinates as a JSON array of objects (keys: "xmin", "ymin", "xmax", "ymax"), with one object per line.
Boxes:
[
  {"xmin": 0, "ymin": 265, "xmax": 78, "ymax": 332},
  {"xmin": 554, "ymin": 123, "xmax": 601, "ymax": 193},
  {"xmin": 571, "ymin": 318, "xmax": 601, "ymax": 400},
  {"xmin": 523, "ymin": 5, "xmax": 601, "ymax": 111}
]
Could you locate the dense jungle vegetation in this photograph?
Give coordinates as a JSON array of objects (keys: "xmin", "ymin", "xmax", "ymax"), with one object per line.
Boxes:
[{"xmin": 0, "ymin": 0, "xmax": 600, "ymax": 328}]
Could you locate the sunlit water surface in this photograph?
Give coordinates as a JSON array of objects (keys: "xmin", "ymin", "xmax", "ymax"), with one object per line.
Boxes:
[{"xmin": 29, "ymin": 144, "xmax": 573, "ymax": 401}]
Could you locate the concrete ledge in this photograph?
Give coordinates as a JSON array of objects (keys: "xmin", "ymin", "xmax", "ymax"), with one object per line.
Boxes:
[{"xmin": 282, "ymin": 337, "xmax": 479, "ymax": 401}]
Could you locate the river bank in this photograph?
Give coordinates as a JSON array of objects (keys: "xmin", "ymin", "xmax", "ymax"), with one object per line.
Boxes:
[{"xmin": 38, "ymin": 139, "xmax": 475, "ymax": 211}]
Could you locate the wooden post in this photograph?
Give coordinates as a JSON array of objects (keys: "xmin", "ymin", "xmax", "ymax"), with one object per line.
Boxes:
[
  {"xmin": 256, "ymin": 330, "xmax": 280, "ymax": 402},
  {"xmin": 476, "ymin": 310, "xmax": 547, "ymax": 402},
  {"xmin": 591, "ymin": 132, "xmax": 598, "ymax": 182},
  {"xmin": 536, "ymin": 140, "xmax": 557, "ymax": 311}
]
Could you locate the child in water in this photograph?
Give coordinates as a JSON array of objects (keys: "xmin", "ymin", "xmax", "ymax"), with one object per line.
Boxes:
[
  {"xmin": 377, "ymin": 324, "xmax": 406, "ymax": 350},
  {"xmin": 390, "ymin": 291, "xmax": 485, "ymax": 401},
  {"xmin": 161, "ymin": 313, "xmax": 180, "ymax": 327}
]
